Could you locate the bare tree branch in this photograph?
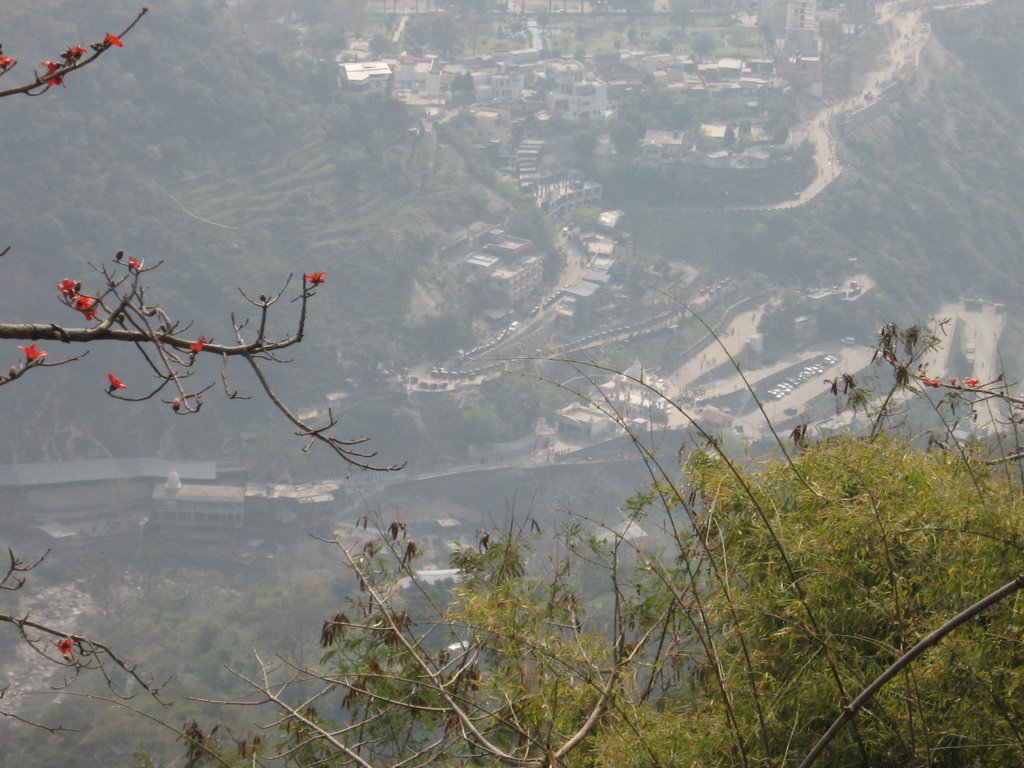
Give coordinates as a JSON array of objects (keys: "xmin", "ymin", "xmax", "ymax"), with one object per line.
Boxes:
[
  {"xmin": 1, "ymin": 258, "xmax": 398, "ymax": 470},
  {"xmin": 0, "ymin": 8, "xmax": 148, "ymax": 99}
]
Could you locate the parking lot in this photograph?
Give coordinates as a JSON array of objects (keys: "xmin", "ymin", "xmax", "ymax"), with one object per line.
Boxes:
[{"xmin": 762, "ymin": 355, "xmax": 837, "ymax": 401}]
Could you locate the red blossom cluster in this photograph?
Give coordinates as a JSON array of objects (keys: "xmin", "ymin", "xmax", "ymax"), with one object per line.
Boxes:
[
  {"xmin": 304, "ymin": 271, "xmax": 327, "ymax": 285},
  {"xmin": 188, "ymin": 335, "xmax": 206, "ymax": 355},
  {"xmin": 0, "ymin": 42, "xmax": 14, "ymax": 72},
  {"xmin": 75, "ymin": 295, "xmax": 99, "ymax": 321},
  {"xmin": 57, "ymin": 277, "xmax": 81, "ymax": 298},
  {"xmin": 57, "ymin": 637, "xmax": 76, "ymax": 657},
  {"xmin": 1, "ymin": 29, "xmax": 127, "ymax": 92},
  {"xmin": 916, "ymin": 371, "xmax": 983, "ymax": 390},
  {"xmin": 40, "ymin": 59, "xmax": 63, "ymax": 87},
  {"xmin": 62, "ymin": 45, "xmax": 87, "ymax": 63},
  {"xmin": 18, "ymin": 343, "xmax": 47, "ymax": 363},
  {"xmin": 107, "ymin": 372, "xmax": 127, "ymax": 392},
  {"xmin": 58, "ymin": 278, "xmax": 101, "ymax": 322}
]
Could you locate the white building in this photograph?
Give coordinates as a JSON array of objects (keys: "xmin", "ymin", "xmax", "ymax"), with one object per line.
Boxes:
[
  {"xmin": 394, "ymin": 54, "xmax": 444, "ymax": 96},
  {"xmin": 338, "ymin": 61, "xmax": 393, "ymax": 96},
  {"xmin": 543, "ymin": 59, "xmax": 608, "ymax": 122},
  {"xmin": 474, "ymin": 70, "xmax": 524, "ymax": 102},
  {"xmin": 785, "ymin": 0, "xmax": 819, "ymax": 55}
]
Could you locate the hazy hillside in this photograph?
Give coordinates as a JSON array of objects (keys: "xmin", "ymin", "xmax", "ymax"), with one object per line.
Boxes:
[
  {"xmin": 2, "ymin": 0, "xmax": 1022, "ymax": 467},
  {"xmin": 0, "ymin": 0, "xmax": 519, "ymax": 464},
  {"xmin": 626, "ymin": 0, "xmax": 1024, "ymax": 360}
]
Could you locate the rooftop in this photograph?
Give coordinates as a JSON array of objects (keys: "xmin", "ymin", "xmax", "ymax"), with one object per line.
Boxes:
[
  {"xmin": 0, "ymin": 458, "xmax": 218, "ymax": 488},
  {"xmin": 339, "ymin": 61, "xmax": 393, "ymax": 82},
  {"xmin": 153, "ymin": 483, "xmax": 245, "ymax": 503}
]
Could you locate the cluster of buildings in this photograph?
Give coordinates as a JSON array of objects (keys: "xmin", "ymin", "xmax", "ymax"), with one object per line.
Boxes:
[
  {"xmin": 592, "ymin": 51, "xmax": 778, "ymax": 98},
  {"xmin": 337, "ymin": 45, "xmax": 790, "ymax": 134},
  {"xmin": 329, "ymin": 0, "xmax": 876, "ymax": 166},
  {"xmin": 555, "ymin": 359, "xmax": 669, "ymax": 442},
  {"xmin": 462, "ymin": 227, "xmax": 546, "ymax": 307},
  {"xmin": 330, "ymin": 0, "xmax": 866, "ymax": 205},
  {"xmin": 0, "ymin": 458, "xmax": 343, "ymax": 552},
  {"xmin": 0, "ymin": 456, "xmax": 545, "ymax": 563},
  {"xmin": 337, "ymin": 40, "xmax": 808, "ymax": 179},
  {"xmin": 338, "ymin": 46, "xmax": 611, "ymax": 122},
  {"xmin": 442, "ymin": 207, "xmax": 627, "ymax": 325}
]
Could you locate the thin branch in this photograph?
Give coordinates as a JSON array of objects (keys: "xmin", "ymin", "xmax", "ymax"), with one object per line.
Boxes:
[
  {"xmin": 0, "ymin": 548, "xmax": 48, "ymax": 591},
  {"xmin": 0, "ymin": 8, "xmax": 148, "ymax": 99},
  {"xmin": 0, "ymin": 613, "xmax": 168, "ymax": 702},
  {"xmin": 798, "ymin": 574, "xmax": 1024, "ymax": 768}
]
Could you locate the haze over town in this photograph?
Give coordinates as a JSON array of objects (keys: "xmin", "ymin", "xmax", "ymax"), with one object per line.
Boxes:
[{"xmin": 1, "ymin": 0, "xmax": 1022, "ymax": 762}]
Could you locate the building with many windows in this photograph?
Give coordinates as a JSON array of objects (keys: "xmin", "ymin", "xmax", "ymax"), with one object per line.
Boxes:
[
  {"xmin": 152, "ymin": 474, "xmax": 245, "ymax": 542},
  {"xmin": 543, "ymin": 59, "xmax": 608, "ymax": 122}
]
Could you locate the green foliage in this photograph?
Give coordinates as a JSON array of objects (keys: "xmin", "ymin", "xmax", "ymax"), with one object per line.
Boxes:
[
  {"xmin": 269, "ymin": 408, "xmax": 1024, "ymax": 768},
  {"xmin": 637, "ymin": 435, "xmax": 1024, "ymax": 767},
  {"xmin": 506, "ymin": 198, "xmax": 556, "ymax": 251},
  {"xmin": 460, "ymin": 403, "xmax": 504, "ymax": 444},
  {"xmin": 448, "ymin": 534, "xmax": 615, "ymax": 765},
  {"xmin": 404, "ymin": 314, "xmax": 474, "ymax": 360},
  {"xmin": 692, "ymin": 32, "xmax": 716, "ymax": 60},
  {"xmin": 598, "ymin": 141, "xmax": 815, "ymax": 210},
  {"xmin": 404, "ymin": 13, "xmax": 464, "ymax": 57}
]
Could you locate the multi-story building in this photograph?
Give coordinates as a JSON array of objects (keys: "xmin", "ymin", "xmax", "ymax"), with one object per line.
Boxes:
[
  {"xmin": 487, "ymin": 255, "xmax": 543, "ymax": 305},
  {"xmin": 152, "ymin": 475, "xmax": 245, "ymax": 542},
  {"xmin": 543, "ymin": 59, "xmax": 608, "ymax": 122},
  {"xmin": 393, "ymin": 54, "xmax": 444, "ymax": 96},
  {"xmin": 785, "ymin": 0, "xmax": 820, "ymax": 55},
  {"xmin": 535, "ymin": 174, "xmax": 603, "ymax": 220}
]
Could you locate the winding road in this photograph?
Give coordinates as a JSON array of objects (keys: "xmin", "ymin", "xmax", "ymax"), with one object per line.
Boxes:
[{"xmin": 750, "ymin": 0, "xmax": 991, "ymax": 212}]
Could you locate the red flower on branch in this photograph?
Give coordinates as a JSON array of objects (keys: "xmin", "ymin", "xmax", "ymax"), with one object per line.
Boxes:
[
  {"xmin": 39, "ymin": 59, "xmax": 63, "ymax": 87},
  {"xmin": 58, "ymin": 278, "xmax": 81, "ymax": 298},
  {"xmin": 0, "ymin": 55, "xmax": 15, "ymax": 71},
  {"xmin": 924, "ymin": 378, "xmax": 942, "ymax": 388},
  {"xmin": 189, "ymin": 335, "xmax": 206, "ymax": 354},
  {"xmin": 107, "ymin": 372, "xmax": 127, "ymax": 392},
  {"xmin": 18, "ymin": 344, "xmax": 47, "ymax": 363},
  {"xmin": 172, "ymin": 397, "xmax": 181, "ymax": 412},
  {"xmin": 57, "ymin": 637, "xmax": 75, "ymax": 656},
  {"xmin": 105, "ymin": 33, "xmax": 124, "ymax": 48},
  {"xmin": 63, "ymin": 46, "xmax": 87, "ymax": 63},
  {"xmin": 964, "ymin": 377, "xmax": 980, "ymax": 388},
  {"xmin": 126, "ymin": 256, "xmax": 142, "ymax": 271},
  {"xmin": 304, "ymin": 272, "xmax": 327, "ymax": 285},
  {"xmin": 74, "ymin": 295, "xmax": 99, "ymax": 321}
]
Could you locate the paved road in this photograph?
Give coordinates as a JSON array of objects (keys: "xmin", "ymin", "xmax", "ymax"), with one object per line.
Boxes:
[
  {"xmin": 668, "ymin": 305, "xmax": 765, "ymax": 394},
  {"xmin": 738, "ymin": 0, "xmax": 992, "ymax": 212},
  {"xmin": 392, "ymin": 14, "xmax": 409, "ymax": 43}
]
